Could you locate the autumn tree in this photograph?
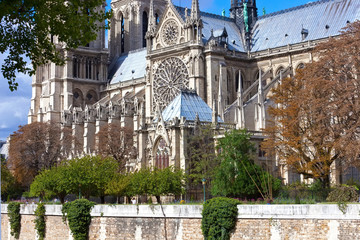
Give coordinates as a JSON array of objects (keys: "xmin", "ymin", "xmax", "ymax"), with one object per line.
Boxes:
[
  {"xmin": 264, "ymin": 21, "xmax": 360, "ymax": 187},
  {"xmin": 0, "ymin": 0, "xmax": 111, "ymax": 91},
  {"xmin": 8, "ymin": 122, "xmax": 73, "ymax": 187},
  {"xmin": 96, "ymin": 123, "xmax": 136, "ymax": 172}
]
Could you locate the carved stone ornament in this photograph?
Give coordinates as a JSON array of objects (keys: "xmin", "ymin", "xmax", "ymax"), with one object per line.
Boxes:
[
  {"xmin": 153, "ymin": 57, "xmax": 189, "ymax": 110},
  {"xmin": 161, "ymin": 19, "xmax": 179, "ymax": 46}
]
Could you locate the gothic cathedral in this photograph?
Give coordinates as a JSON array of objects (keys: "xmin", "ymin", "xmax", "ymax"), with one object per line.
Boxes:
[{"xmin": 28, "ymin": 0, "xmax": 360, "ymax": 184}]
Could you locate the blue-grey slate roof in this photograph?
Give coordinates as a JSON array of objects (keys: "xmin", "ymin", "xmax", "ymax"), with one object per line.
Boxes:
[
  {"xmin": 251, "ymin": 0, "xmax": 360, "ymax": 52},
  {"xmin": 161, "ymin": 90, "xmax": 223, "ymax": 122},
  {"xmin": 109, "ymin": 48, "xmax": 147, "ymax": 84}
]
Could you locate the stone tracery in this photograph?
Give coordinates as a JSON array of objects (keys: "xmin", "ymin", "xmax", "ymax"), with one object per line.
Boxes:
[{"xmin": 153, "ymin": 57, "xmax": 189, "ymax": 110}]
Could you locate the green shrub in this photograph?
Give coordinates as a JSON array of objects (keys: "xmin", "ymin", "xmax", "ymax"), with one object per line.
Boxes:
[
  {"xmin": 34, "ymin": 202, "xmax": 46, "ymax": 240},
  {"xmin": 326, "ymin": 185, "xmax": 359, "ymax": 203},
  {"xmin": 62, "ymin": 199, "xmax": 95, "ymax": 240},
  {"xmin": 8, "ymin": 202, "xmax": 21, "ymax": 239},
  {"xmin": 201, "ymin": 197, "xmax": 240, "ymax": 240}
]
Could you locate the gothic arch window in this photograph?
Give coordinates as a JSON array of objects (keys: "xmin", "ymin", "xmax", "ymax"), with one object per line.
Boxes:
[
  {"xmin": 85, "ymin": 58, "xmax": 92, "ymax": 79},
  {"xmin": 142, "ymin": 11, "xmax": 148, "ymax": 48},
  {"xmin": 73, "ymin": 57, "xmax": 81, "ymax": 78},
  {"xmin": 296, "ymin": 63, "xmax": 305, "ymax": 70},
  {"xmin": 73, "ymin": 89, "xmax": 84, "ymax": 108},
  {"xmin": 85, "ymin": 90, "xmax": 98, "ymax": 105},
  {"xmin": 276, "ymin": 66, "xmax": 285, "ymax": 76},
  {"xmin": 120, "ymin": 14, "xmax": 125, "ymax": 53},
  {"xmin": 155, "ymin": 13, "xmax": 159, "ymax": 24},
  {"xmin": 154, "ymin": 138, "xmax": 169, "ymax": 169}
]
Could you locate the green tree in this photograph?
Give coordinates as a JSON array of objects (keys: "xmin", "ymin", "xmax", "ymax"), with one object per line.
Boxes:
[
  {"xmin": 63, "ymin": 155, "xmax": 118, "ymax": 202},
  {"xmin": 1, "ymin": 157, "xmax": 22, "ymax": 201},
  {"xmin": 128, "ymin": 168, "xmax": 151, "ymax": 197},
  {"xmin": 211, "ymin": 129, "xmax": 280, "ymax": 200},
  {"xmin": 0, "ymin": 0, "xmax": 111, "ymax": 91},
  {"xmin": 186, "ymin": 125, "xmax": 218, "ymax": 190},
  {"xmin": 148, "ymin": 167, "xmax": 185, "ymax": 204},
  {"xmin": 30, "ymin": 165, "xmax": 68, "ymax": 203},
  {"xmin": 105, "ymin": 173, "xmax": 132, "ymax": 203}
]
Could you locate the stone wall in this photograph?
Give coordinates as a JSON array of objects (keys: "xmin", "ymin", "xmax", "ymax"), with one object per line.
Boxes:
[{"xmin": 2, "ymin": 204, "xmax": 360, "ymax": 240}]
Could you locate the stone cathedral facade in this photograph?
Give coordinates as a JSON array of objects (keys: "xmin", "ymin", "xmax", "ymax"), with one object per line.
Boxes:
[{"xmin": 28, "ymin": 0, "xmax": 360, "ymax": 184}]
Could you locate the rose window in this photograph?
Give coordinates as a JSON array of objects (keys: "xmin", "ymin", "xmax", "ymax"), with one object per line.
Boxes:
[{"xmin": 153, "ymin": 57, "xmax": 189, "ymax": 110}]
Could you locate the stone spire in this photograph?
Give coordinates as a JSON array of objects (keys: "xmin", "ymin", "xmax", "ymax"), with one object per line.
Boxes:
[
  {"xmin": 191, "ymin": 0, "xmax": 200, "ymax": 20},
  {"xmin": 218, "ymin": 64, "xmax": 224, "ymax": 120},
  {"xmin": 149, "ymin": 0, "xmax": 156, "ymax": 28},
  {"xmin": 146, "ymin": 0, "xmax": 156, "ymax": 39},
  {"xmin": 256, "ymin": 68, "xmax": 265, "ymax": 130},
  {"xmin": 236, "ymin": 70, "xmax": 245, "ymax": 129}
]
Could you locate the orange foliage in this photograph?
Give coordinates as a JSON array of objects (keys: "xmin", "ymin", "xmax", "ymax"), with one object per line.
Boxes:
[
  {"xmin": 264, "ymin": 21, "xmax": 360, "ymax": 186},
  {"xmin": 8, "ymin": 122, "xmax": 73, "ymax": 187}
]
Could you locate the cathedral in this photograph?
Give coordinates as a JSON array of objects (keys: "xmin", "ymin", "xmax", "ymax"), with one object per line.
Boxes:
[{"xmin": 28, "ymin": 0, "xmax": 360, "ymax": 184}]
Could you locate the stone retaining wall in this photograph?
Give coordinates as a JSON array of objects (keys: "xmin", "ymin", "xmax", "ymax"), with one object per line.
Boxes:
[{"xmin": 2, "ymin": 204, "xmax": 360, "ymax": 239}]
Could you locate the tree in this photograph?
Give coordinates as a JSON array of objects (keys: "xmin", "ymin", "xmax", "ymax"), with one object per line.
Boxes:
[
  {"xmin": 186, "ymin": 125, "xmax": 219, "ymax": 189},
  {"xmin": 264, "ymin": 21, "xmax": 360, "ymax": 187},
  {"xmin": 0, "ymin": 0, "xmax": 111, "ymax": 91},
  {"xmin": 63, "ymin": 155, "xmax": 118, "ymax": 202},
  {"xmin": 148, "ymin": 167, "xmax": 185, "ymax": 204},
  {"xmin": 105, "ymin": 173, "xmax": 132, "ymax": 203},
  {"xmin": 96, "ymin": 123, "xmax": 136, "ymax": 173},
  {"xmin": 1, "ymin": 157, "xmax": 21, "ymax": 201},
  {"xmin": 8, "ymin": 122, "xmax": 74, "ymax": 187},
  {"xmin": 30, "ymin": 165, "xmax": 68, "ymax": 203},
  {"xmin": 211, "ymin": 129, "xmax": 280, "ymax": 200}
]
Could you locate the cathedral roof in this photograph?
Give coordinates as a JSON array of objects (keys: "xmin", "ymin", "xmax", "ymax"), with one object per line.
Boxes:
[
  {"xmin": 251, "ymin": 0, "xmax": 360, "ymax": 51},
  {"xmin": 109, "ymin": 48, "xmax": 147, "ymax": 84},
  {"xmin": 175, "ymin": 6, "xmax": 246, "ymax": 52},
  {"xmin": 161, "ymin": 90, "xmax": 223, "ymax": 123}
]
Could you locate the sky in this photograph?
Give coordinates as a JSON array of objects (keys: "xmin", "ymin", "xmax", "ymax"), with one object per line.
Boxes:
[{"xmin": 0, "ymin": 0, "xmax": 312, "ymax": 141}]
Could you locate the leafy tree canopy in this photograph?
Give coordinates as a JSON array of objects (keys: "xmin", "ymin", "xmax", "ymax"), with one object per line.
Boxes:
[
  {"xmin": 264, "ymin": 21, "xmax": 360, "ymax": 187},
  {"xmin": 0, "ymin": 0, "xmax": 111, "ymax": 91},
  {"xmin": 211, "ymin": 129, "xmax": 280, "ymax": 199}
]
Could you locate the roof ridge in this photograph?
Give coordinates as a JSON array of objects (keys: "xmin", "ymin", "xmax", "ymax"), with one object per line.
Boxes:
[
  {"xmin": 258, "ymin": 0, "xmax": 333, "ymax": 19},
  {"xmin": 174, "ymin": 5, "xmax": 234, "ymax": 22}
]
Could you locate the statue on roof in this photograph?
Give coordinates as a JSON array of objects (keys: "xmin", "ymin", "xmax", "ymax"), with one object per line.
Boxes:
[{"xmin": 243, "ymin": 2, "xmax": 249, "ymax": 32}]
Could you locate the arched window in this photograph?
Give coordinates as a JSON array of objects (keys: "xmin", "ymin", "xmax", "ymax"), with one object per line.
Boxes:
[
  {"xmin": 297, "ymin": 63, "xmax": 305, "ymax": 70},
  {"xmin": 73, "ymin": 58, "xmax": 78, "ymax": 78},
  {"xmin": 73, "ymin": 89, "xmax": 84, "ymax": 108},
  {"xmin": 85, "ymin": 90, "xmax": 98, "ymax": 105},
  {"xmin": 121, "ymin": 14, "xmax": 125, "ymax": 53},
  {"xmin": 142, "ymin": 11, "xmax": 148, "ymax": 48},
  {"xmin": 276, "ymin": 66, "xmax": 285, "ymax": 76},
  {"xmin": 85, "ymin": 59, "xmax": 92, "ymax": 79},
  {"xmin": 155, "ymin": 138, "xmax": 169, "ymax": 169},
  {"xmin": 155, "ymin": 13, "xmax": 159, "ymax": 24}
]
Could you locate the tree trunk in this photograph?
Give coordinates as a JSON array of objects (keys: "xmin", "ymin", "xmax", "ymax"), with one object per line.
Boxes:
[
  {"xmin": 156, "ymin": 195, "xmax": 161, "ymax": 204},
  {"xmin": 100, "ymin": 195, "xmax": 105, "ymax": 204}
]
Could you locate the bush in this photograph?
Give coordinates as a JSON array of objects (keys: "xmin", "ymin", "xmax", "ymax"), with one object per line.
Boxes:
[
  {"xmin": 34, "ymin": 202, "xmax": 46, "ymax": 240},
  {"xmin": 201, "ymin": 197, "xmax": 240, "ymax": 240},
  {"xmin": 62, "ymin": 199, "xmax": 95, "ymax": 240},
  {"xmin": 8, "ymin": 202, "xmax": 21, "ymax": 239},
  {"xmin": 326, "ymin": 185, "xmax": 359, "ymax": 203}
]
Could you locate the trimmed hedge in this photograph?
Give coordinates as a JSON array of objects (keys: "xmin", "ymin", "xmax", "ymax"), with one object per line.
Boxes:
[{"xmin": 201, "ymin": 197, "xmax": 240, "ymax": 240}]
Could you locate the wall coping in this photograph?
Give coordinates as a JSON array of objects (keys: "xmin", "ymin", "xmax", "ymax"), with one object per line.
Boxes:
[{"xmin": 2, "ymin": 204, "xmax": 360, "ymax": 220}]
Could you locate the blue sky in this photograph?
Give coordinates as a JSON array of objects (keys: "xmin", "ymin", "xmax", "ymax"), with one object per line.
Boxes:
[{"xmin": 0, "ymin": 0, "xmax": 311, "ymax": 141}]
